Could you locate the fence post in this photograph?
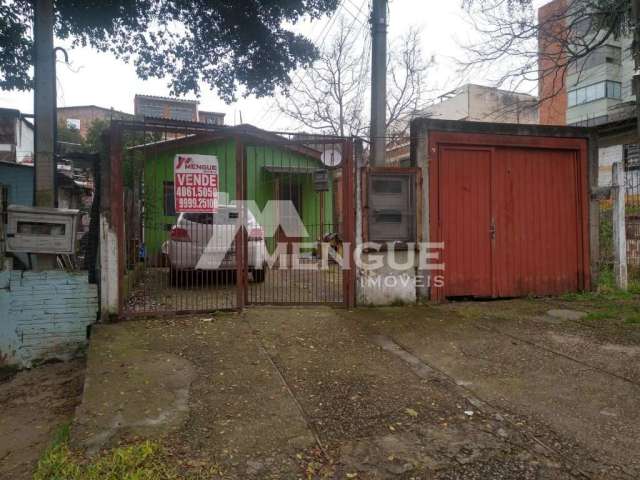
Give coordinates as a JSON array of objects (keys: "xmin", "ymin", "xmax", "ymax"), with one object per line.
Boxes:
[{"xmin": 612, "ymin": 161, "xmax": 628, "ymax": 290}]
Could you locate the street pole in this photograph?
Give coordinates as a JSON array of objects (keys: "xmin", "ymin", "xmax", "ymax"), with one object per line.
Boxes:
[
  {"xmin": 34, "ymin": 0, "xmax": 56, "ymax": 208},
  {"xmin": 33, "ymin": 0, "xmax": 58, "ymax": 271},
  {"xmin": 370, "ymin": 0, "xmax": 387, "ymax": 166}
]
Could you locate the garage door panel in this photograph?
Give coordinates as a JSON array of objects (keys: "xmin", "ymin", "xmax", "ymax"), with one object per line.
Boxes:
[
  {"xmin": 493, "ymin": 147, "xmax": 580, "ymax": 297},
  {"xmin": 439, "ymin": 147, "xmax": 492, "ymax": 297},
  {"xmin": 431, "ymin": 132, "xmax": 588, "ymax": 301}
]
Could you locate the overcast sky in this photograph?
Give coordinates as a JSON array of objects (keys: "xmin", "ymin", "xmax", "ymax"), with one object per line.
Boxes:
[{"xmin": 0, "ymin": 0, "xmax": 550, "ymax": 131}]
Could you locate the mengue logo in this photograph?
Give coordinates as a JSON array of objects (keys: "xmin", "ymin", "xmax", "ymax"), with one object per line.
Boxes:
[{"xmin": 166, "ymin": 196, "xmax": 446, "ymax": 275}]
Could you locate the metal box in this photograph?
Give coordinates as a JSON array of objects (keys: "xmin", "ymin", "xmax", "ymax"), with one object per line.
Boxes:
[
  {"xmin": 5, "ymin": 205, "xmax": 80, "ymax": 254},
  {"xmin": 368, "ymin": 172, "xmax": 416, "ymax": 242},
  {"xmin": 313, "ymin": 169, "xmax": 330, "ymax": 192}
]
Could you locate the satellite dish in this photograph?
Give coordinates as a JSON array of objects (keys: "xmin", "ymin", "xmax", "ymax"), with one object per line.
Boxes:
[{"xmin": 320, "ymin": 148, "xmax": 342, "ymax": 167}]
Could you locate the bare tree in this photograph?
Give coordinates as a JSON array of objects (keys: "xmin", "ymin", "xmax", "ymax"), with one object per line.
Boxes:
[
  {"xmin": 459, "ymin": 0, "xmax": 632, "ymax": 103},
  {"xmin": 278, "ymin": 16, "xmax": 433, "ymax": 140}
]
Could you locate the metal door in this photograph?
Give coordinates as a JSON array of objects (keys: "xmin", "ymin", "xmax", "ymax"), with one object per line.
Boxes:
[
  {"xmin": 438, "ymin": 147, "xmax": 493, "ymax": 297},
  {"xmin": 493, "ymin": 147, "xmax": 581, "ymax": 297},
  {"xmin": 430, "ymin": 132, "xmax": 590, "ymax": 300}
]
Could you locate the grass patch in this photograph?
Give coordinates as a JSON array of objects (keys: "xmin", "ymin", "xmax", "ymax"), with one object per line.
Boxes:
[
  {"xmin": 34, "ymin": 425, "xmax": 222, "ymax": 480},
  {"xmin": 558, "ymin": 265, "xmax": 640, "ymax": 325},
  {"xmin": 561, "ymin": 266, "xmax": 640, "ymax": 304}
]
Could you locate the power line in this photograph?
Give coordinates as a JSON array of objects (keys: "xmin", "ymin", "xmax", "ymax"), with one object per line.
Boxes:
[
  {"xmin": 256, "ymin": 0, "xmax": 370, "ymax": 128},
  {"xmin": 255, "ymin": 1, "xmax": 346, "ymax": 126}
]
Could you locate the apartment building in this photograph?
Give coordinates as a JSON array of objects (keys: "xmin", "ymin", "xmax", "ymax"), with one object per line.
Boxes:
[
  {"xmin": 538, "ymin": 0, "xmax": 639, "ymax": 185},
  {"xmin": 538, "ymin": 0, "xmax": 637, "ymax": 127}
]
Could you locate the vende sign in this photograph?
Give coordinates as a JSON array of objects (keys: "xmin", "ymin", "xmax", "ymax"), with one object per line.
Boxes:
[{"xmin": 174, "ymin": 154, "xmax": 219, "ymax": 213}]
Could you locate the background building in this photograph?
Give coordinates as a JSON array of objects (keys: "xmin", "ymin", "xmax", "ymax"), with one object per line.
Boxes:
[
  {"xmin": 134, "ymin": 94, "xmax": 226, "ymax": 126},
  {"xmin": 386, "ymin": 84, "xmax": 538, "ymax": 166},
  {"xmin": 537, "ymin": 0, "xmax": 568, "ymax": 125},
  {"xmin": 537, "ymin": 0, "xmax": 639, "ymax": 186},
  {"xmin": 424, "ymin": 84, "xmax": 538, "ymax": 124},
  {"xmin": 58, "ymin": 105, "xmax": 133, "ymax": 139},
  {"xmin": 199, "ymin": 110, "xmax": 226, "ymax": 125},
  {"xmin": 538, "ymin": 0, "xmax": 635, "ymax": 127},
  {"xmin": 0, "ymin": 108, "xmax": 34, "ymax": 164}
]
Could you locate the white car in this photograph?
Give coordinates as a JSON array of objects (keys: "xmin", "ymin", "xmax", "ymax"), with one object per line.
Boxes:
[{"xmin": 163, "ymin": 205, "xmax": 267, "ymax": 283}]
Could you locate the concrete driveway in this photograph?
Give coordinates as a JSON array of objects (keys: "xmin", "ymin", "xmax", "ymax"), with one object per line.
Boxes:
[{"xmin": 72, "ymin": 299, "xmax": 640, "ymax": 479}]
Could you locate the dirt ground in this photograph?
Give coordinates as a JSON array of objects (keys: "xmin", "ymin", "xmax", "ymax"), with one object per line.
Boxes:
[
  {"xmin": 68, "ymin": 297, "xmax": 640, "ymax": 479},
  {"xmin": 0, "ymin": 359, "xmax": 85, "ymax": 480}
]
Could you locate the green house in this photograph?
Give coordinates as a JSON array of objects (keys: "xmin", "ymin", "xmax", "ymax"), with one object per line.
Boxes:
[{"xmin": 132, "ymin": 128, "xmax": 336, "ymax": 258}]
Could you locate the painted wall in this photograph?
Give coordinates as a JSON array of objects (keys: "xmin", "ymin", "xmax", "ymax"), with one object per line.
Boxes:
[
  {"xmin": 0, "ymin": 161, "xmax": 34, "ymax": 206},
  {"xmin": 142, "ymin": 138, "xmax": 334, "ymax": 255},
  {"xmin": 0, "ymin": 271, "xmax": 98, "ymax": 368}
]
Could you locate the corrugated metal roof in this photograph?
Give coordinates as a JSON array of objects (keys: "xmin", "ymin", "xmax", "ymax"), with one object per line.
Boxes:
[{"xmin": 134, "ymin": 94, "xmax": 198, "ymax": 105}]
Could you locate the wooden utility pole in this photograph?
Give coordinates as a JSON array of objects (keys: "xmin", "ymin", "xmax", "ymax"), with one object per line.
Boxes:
[
  {"xmin": 33, "ymin": 0, "xmax": 56, "ymax": 208},
  {"xmin": 370, "ymin": 0, "xmax": 387, "ymax": 166}
]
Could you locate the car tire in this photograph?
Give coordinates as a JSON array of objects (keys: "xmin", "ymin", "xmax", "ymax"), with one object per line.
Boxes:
[{"xmin": 252, "ymin": 268, "xmax": 266, "ymax": 283}]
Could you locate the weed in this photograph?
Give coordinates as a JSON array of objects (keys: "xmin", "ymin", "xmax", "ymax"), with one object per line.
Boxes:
[
  {"xmin": 33, "ymin": 426, "xmax": 220, "ymax": 480},
  {"xmin": 624, "ymin": 314, "xmax": 640, "ymax": 325}
]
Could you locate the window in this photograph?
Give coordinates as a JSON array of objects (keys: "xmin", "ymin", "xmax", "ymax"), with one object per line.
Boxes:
[
  {"xmin": 374, "ymin": 210, "xmax": 403, "ymax": 223},
  {"xmin": 606, "ymin": 81, "xmax": 621, "ymax": 99},
  {"xmin": 66, "ymin": 118, "xmax": 81, "ymax": 130},
  {"xmin": 17, "ymin": 221, "xmax": 66, "ymax": 236},
  {"xmin": 163, "ymin": 181, "xmax": 176, "ymax": 216},
  {"xmin": 373, "ymin": 179, "xmax": 402, "ymax": 194},
  {"xmin": 624, "ymin": 144, "xmax": 640, "ymax": 171},
  {"xmin": 567, "ymin": 80, "xmax": 622, "ymax": 107}
]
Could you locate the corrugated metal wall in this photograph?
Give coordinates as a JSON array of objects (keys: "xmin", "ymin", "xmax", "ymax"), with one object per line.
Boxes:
[{"xmin": 430, "ymin": 132, "xmax": 590, "ymax": 300}]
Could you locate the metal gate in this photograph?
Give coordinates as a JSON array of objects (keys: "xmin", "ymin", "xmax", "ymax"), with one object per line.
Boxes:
[{"xmin": 111, "ymin": 119, "xmax": 356, "ymax": 318}]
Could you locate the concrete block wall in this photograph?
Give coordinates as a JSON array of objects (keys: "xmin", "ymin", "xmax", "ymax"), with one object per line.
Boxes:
[
  {"xmin": 0, "ymin": 271, "xmax": 98, "ymax": 368},
  {"xmin": 357, "ymin": 251, "xmax": 417, "ymax": 306},
  {"xmin": 598, "ymin": 145, "xmax": 623, "ymax": 187}
]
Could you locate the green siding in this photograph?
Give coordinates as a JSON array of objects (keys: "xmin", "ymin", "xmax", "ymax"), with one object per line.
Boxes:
[
  {"xmin": 143, "ymin": 139, "xmax": 334, "ymax": 255},
  {"xmin": 143, "ymin": 139, "xmax": 236, "ymax": 254}
]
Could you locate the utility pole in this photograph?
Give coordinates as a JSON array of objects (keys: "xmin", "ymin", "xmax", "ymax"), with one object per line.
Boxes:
[
  {"xmin": 33, "ymin": 0, "xmax": 58, "ymax": 271},
  {"xmin": 33, "ymin": 0, "xmax": 56, "ymax": 208},
  {"xmin": 370, "ymin": 0, "xmax": 387, "ymax": 166}
]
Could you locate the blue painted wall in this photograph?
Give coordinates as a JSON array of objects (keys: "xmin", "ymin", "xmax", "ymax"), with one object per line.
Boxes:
[
  {"xmin": 0, "ymin": 161, "xmax": 33, "ymax": 206},
  {"xmin": 0, "ymin": 271, "xmax": 97, "ymax": 367}
]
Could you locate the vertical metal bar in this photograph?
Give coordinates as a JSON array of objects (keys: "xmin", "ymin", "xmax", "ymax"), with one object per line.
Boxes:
[
  {"xmin": 342, "ymin": 139, "xmax": 356, "ymax": 308},
  {"xmin": 235, "ymin": 136, "xmax": 247, "ymax": 310}
]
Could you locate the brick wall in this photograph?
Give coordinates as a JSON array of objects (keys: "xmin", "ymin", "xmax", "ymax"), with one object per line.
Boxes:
[
  {"xmin": 0, "ymin": 271, "xmax": 98, "ymax": 367},
  {"xmin": 57, "ymin": 106, "xmax": 132, "ymax": 139},
  {"xmin": 538, "ymin": 0, "xmax": 568, "ymax": 125}
]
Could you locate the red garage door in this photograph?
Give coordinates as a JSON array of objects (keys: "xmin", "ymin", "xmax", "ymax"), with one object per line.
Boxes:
[{"xmin": 429, "ymin": 132, "xmax": 590, "ymax": 301}]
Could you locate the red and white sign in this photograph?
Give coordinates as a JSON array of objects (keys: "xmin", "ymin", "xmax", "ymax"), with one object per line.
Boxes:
[{"xmin": 174, "ymin": 154, "xmax": 219, "ymax": 213}]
